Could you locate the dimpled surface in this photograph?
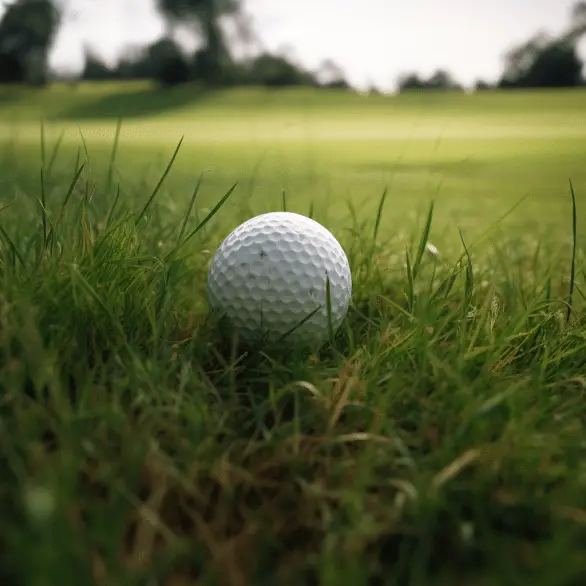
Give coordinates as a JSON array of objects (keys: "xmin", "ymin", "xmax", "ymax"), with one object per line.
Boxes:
[{"xmin": 207, "ymin": 212, "xmax": 352, "ymax": 347}]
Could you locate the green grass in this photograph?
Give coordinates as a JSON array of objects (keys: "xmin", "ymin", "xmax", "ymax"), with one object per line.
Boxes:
[{"xmin": 1, "ymin": 83, "xmax": 586, "ymax": 585}]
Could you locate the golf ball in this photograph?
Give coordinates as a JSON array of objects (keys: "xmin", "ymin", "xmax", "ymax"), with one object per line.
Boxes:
[{"xmin": 207, "ymin": 212, "xmax": 352, "ymax": 347}]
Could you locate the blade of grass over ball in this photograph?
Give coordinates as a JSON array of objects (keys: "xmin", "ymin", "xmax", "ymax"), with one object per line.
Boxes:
[
  {"xmin": 566, "ymin": 179, "xmax": 577, "ymax": 324},
  {"xmin": 274, "ymin": 306, "xmax": 322, "ymax": 347},
  {"xmin": 308, "ymin": 200, "xmax": 315, "ymax": 219},
  {"xmin": 412, "ymin": 199, "xmax": 435, "ymax": 280},
  {"xmin": 135, "ymin": 136, "xmax": 184, "ymax": 225},
  {"xmin": 170, "ymin": 181, "xmax": 238, "ymax": 258},
  {"xmin": 326, "ymin": 272, "xmax": 334, "ymax": 344},
  {"xmin": 282, "ymin": 188, "xmax": 287, "ymax": 212}
]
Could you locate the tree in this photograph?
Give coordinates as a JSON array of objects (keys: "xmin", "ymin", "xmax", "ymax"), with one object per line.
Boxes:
[
  {"xmin": 0, "ymin": 0, "xmax": 61, "ymax": 84},
  {"xmin": 564, "ymin": 1, "xmax": 586, "ymax": 42},
  {"xmin": 156, "ymin": 0, "xmax": 240, "ymax": 84},
  {"xmin": 498, "ymin": 2, "xmax": 586, "ymax": 88},
  {"xmin": 397, "ymin": 69, "xmax": 461, "ymax": 92},
  {"xmin": 81, "ymin": 49, "xmax": 114, "ymax": 81},
  {"xmin": 397, "ymin": 72, "xmax": 425, "ymax": 91},
  {"xmin": 147, "ymin": 38, "xmax": 191, "ymax": 86},
  {"xmin": 247, "ymin": 53, "xmax": 314, "ymax": 87},
  {"xmin": 316, "ymin": 59, "xmax": 350, "ymax": 89}
]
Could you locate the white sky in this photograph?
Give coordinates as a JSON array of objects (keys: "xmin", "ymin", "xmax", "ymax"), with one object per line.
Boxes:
[{"xmin": 2, "ymin": 0, "xmax": 585, "ymax": 89}]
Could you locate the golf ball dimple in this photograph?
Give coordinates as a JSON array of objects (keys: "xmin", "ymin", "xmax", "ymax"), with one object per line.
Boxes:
[{"xmin": 207, "ymin": 212, "xmax": 352, "ymax": 347}]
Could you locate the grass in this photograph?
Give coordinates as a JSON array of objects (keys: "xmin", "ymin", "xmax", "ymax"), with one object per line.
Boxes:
[{"xmin": 1, "ymin": 84, "xmax": 586, "ymax": 585}]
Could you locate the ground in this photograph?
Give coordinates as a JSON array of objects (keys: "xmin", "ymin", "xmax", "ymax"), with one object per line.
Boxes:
[{"xmin": 0, "ymin": 82, "xmax": 586, "ymax": 585}]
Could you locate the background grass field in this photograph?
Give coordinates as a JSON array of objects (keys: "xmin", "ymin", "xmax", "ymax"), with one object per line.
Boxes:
[{"xmin": 1, "ymin": 83, "xmax": 586, "ymax": 586}]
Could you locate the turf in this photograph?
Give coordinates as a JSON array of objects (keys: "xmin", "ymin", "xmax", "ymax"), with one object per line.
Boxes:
[{"xmin": 1, "ymin": 83, "xmax": 586, "ymax": 585}]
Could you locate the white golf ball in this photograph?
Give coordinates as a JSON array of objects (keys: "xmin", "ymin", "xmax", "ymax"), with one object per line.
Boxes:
[{"xmin": 207, "ymin": 212, "xmax": 352, "ymax": 348}]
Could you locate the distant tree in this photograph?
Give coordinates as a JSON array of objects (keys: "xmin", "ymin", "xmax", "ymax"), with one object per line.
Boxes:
[
  {"xmin": 499, "ymin": 35, "xmax": 583, "ymax": 88},
  {"xmin": 397, "ymin": 72, "xmax": 425, "ymax": 90},
  {"xmin": 156, "ymin": 0, "xmax": 240, "ymax": 84},
  {"xmin": 247, "ymin": 53, "xmax": 314, "ymax": 87},
  {"xmin": 426, "ymin": 69, "xmax": 461, "ymax": 90},
  {"xmin": 498, "ymin": 2, "xmax": 586, "ymax": 88},
  {"xmin": 316, "ymin": 59, "xmax": 350, "ymax": 89},
  {"xmin": 398, "ymin": 69, "xmax": 461, "ymax": 92},
  {"xmin": 110, "ymin": 45, "xmax": 151, "ymax": 80},
  {"xmin": 81, "ymin": 49, "xmax": 114, "ymax": 81},
  {"xmin": 0, "ymin": 0, "xmax": 61, "ymax": 84},
  {"xmin": 474, "ymin": 79, "xmax": 493, "ymax": 91},
  {"xmin": 147, "ymin": 38, "xmax": 191, "ymax": 86},
  {"xmin": 564, "ymin": 1, "xmax": 586, "ymax": 42}
]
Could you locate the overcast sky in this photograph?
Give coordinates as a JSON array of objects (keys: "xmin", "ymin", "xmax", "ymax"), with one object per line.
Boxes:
[{"xmin": 4, "ymin": 0, "xmax": 585, "ymax": 89}]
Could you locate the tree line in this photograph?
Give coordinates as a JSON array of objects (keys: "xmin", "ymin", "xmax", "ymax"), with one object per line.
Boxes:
[{"xmin": 0, "ymin": 0, "xmax": 585, "ymax": 91}]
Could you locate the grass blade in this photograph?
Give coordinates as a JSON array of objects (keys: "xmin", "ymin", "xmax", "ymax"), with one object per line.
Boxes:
[
  {"xmin": 326, "ymin": 272, "xmax": 334, "ymax": 344},
  {"xmin": 566, "ymin": 179, "xmax": 577, "ymax": 323},
  {"xmin": 178, "ymin": 171, "xmax": 207, "ymax": 243},
  {"xmin": 459, "ymin": 229, "xmax": 474, "ymax": 309},
  {"xmin": 40, "ymin": 118, "xmax": 46, "ymax": 168},
  {"xmin": 107, "ymin": 118, "xmax": 123, "ymax": 191},
  {"xmin": 274, "ymin": 305, "xmax": 322, "ymax": 347},
  {"xmin": 405, "ymin": 249, "xmax": 414, "ymax": 313},
  {"xmin": 105, "ymin": 182, "xmax": 122, "ymax": 228},
  {"xmin": 170, "ymin": 181, "xmax": 238, "ymax": 258},
  {"xmin": 135, "ymin": 136, "xmax": 184, "ymax": 225},
  {"xmin": 40, "ymin": 167, "xmax": 47, "ymax": 248},
  {"xmin": 412, "ymin": 199, "xmax": 435, "ymax": 279},
  {"xmin": 282, "ymin": 188, "xmax": 287, "ymax": 212},
  {"xmin": 47, "ymin": 163, "xmax": 86, "ymax": 248},
  {"xmin": 0, "ymin": 222, "xmax": 25, "ymax": 268},
  {"xmin": 372, "ymin": 185, "xmax": 388, "ymax": 246},
  {"xmin": 46, "ymin": 128, "xmax": 66, "ymax": 178},
  {"xmin": 77, "ymin": 127, "xmax": 91, "ymax": 166}
]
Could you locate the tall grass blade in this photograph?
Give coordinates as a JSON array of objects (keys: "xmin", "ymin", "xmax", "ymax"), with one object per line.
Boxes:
[
  {"xmin": 372, "ymin": 186, "xmax": 388, "ymax": 246},
  {"xmin": 459, "ymin": 229, "xmax": 474, "ymax": 308},
  {"xmin": 39, "ymin": 167, "xmax": 47, "ymax": 248},
  {"xmin": 107, "ymin": 118, "xmax": 123, "ymax": 191},
  {"xmin": 47, "ymin": 163, "xmax": 86, "ymax": 248},
  {"xmin": 170, "ymin": 182, "xmax": 238, "ymax": 258},
  {"xmin": 0, "ymin": 222, "xmax": 25, "ymax": 268},
  {"xmin": 136, "ymin": 136, "xmax": 184, "ymax": 225},
  {"xmin": 566, "ymin": 179, "xmax": 577, "ymax": 323},
  {"xmin": 178, "ymin": 172, "xmax": 207, "ymax": 243},
  {"xmin": 326, "ymin": 272, "xmax": 334, "ymax": 344},
  {"xmin": 405, "ymin": 249, "xmax": 414, "ymax": 313},
  {"xmin": 412, "ymin": 200, "xmax": 435, "ymax": 279},
  {"xmin": 46, "ymin": 128, "xmax": 66, "ymax": 178}
]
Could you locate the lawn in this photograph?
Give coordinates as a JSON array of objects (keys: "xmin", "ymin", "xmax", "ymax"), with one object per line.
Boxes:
[{"xmin": 1, "ymin": 82, "xmax": 586, "ymax": 585}]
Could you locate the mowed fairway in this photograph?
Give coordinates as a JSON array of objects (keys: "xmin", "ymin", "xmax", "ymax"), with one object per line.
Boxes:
[
  {"xmin": 2, "ymin": 83, "xmax": 586, "ymax": 243},
  {"xmin": 1, "ymin": 83, "xmax": 586, "ymax": 585}
]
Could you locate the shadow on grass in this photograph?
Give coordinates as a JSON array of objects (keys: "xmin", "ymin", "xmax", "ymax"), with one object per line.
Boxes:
[
  {"xmin": 53, "ymin": 84, "xmax": 212, "ymax": 120},
  {"xmin": 0, "ymin": 84, "xmax": 41, "ymax": 105}
]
